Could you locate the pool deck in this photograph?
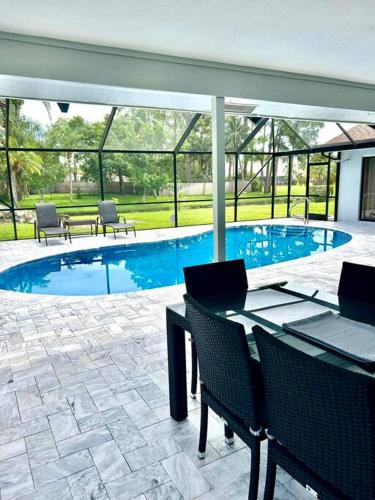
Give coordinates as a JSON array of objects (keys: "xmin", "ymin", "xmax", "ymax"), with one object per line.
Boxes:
[{"xmin": 0, "ymin": 219, "xmax": 372, "ymax": 500}]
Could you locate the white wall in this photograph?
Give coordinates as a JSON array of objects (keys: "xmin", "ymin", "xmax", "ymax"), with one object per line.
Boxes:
[{"xmin": 338, "ymin": 147, "xmax": 375, "ymax": 222}]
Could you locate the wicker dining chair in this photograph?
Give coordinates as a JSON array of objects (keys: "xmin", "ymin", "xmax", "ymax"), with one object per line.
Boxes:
[
  {"xmin": 183, "ymin": 259, "xmax": 248, "ymax": 398},
  {"xmin": 338, "ymin": 261, "xmax": 375, "ymax": 305},
  {"xmin": 253, "ymin": 325, "xmax": 375, "ymax": 500},
  {"xmin": 184, "ymin": 294, "xmax": 264, "ymax": 500}
]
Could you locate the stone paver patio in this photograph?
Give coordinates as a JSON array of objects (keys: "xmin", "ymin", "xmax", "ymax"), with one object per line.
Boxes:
[{"xmin": 0, "ymin": 219, "xmax": 373, "ymax": 499}]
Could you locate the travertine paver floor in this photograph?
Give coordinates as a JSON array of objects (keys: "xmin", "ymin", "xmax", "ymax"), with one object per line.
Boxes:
[{"xmin": 0, "ymin": 219, "xmax": 372, "ymax": 500}]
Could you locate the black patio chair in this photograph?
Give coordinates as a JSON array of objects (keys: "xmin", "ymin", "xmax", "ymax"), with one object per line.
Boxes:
[
  {"xmin": 338, "ymin": 261, "xmax": 375, "ymax": 305},
  {"xmin": 253, "ymin": 325, "xmax": 375, "ymax": 500},
  {"xmin": 97, "ymin": 201, "xmax": 136, "ymax": 239},
  {"xmin": 184, "ymin": 294, "xmax": 264, "ymax": 500},
  {"xmin": 35, "ymin": 203, "xmax": 71, "ymax": 246},
  {"xmin": 183, "ymin": 259, "xmax": 248, "ymax": 398}
]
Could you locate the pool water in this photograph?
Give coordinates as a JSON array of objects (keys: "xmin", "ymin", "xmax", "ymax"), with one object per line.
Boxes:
[{"xmin": 0, "ymin": 225, "xmax": 351, "ymax": 296}]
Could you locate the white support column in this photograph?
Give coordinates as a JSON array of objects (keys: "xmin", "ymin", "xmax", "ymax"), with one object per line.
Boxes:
[{"xmin": 212, "ymin": 96, "xmax": 226, "ymax": 262}]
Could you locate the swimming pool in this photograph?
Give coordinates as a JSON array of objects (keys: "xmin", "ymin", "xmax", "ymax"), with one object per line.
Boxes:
[{"xmin": 0, "ymin": 225, "xmax": 351, "ymax": 296}]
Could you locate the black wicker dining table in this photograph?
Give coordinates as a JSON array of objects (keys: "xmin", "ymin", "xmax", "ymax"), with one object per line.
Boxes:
[{"xmin": 166, "ymin": 281, "xmax": 375, "ymax": 421}]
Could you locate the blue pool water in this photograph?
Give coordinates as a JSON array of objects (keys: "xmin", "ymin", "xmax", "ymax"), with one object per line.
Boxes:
[{"xmin": 0, "ymin": 225, "xmax": 351, "ymax": 296}]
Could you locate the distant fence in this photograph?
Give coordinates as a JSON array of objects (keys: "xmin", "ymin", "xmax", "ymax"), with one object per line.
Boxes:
[
  {"xmin": 54, "ymin": 182, "xmax": 99, "ymax": 194},
  {"xmin": 53, "ymin": 180, "xmax": 254, "ymax": 196},
  {"xmin": 54, "ymin": 182, "xmax": 137, "ymax": 194}
]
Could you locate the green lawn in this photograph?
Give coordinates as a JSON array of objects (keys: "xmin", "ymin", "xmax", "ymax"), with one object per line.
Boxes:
[
  {"xmin": 2, "ymin": 195, "xmax": 335, "ymax": 241},
  {"xmin": 15, "ymin": 183, "xmax": 314, "ymax": 209}
]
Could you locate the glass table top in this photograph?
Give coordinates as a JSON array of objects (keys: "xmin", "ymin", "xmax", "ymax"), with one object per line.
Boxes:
[{"xmin": 169, "ymin": 282, "xmax": 375, "ymax": 376}]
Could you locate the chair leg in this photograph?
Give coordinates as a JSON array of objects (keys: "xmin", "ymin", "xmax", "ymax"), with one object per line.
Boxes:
[
  {"xmin": 37, "ymin": 230, "xmax": 41, "ymax": 243},
  {"xmin": 45, "ymin": 235, "xmax": 48, "ymax": 246},
  {"xmin": 263, "ymin": 445, "xmax": 277, "ymax": 500},
  {"xmin": 225, "ymin": 424, "xmax": 234, "ymax": 445},
  {"xmin": 134, "ymin": 227, "xmax": 136, "ymax": 237},
  {"xmin": 103, "ymin": 225, "xmax": 106, "ymax": 237},
  {"xmin": 69, "ymin": 232, "xmax": 72, "ymax": 243},
  {"xmin": 114, "ymin": 230, "xmax": 117, "ymax": 239},
  {"xmin": 248, "ymin": 440, "xmax": 261, "ymax": 500},
  {"xmin": 198, "ymin": 399, "xmax": 208, "ymax": 459},
  {"xmin": 191, "ymin": 338, "xmax": 197, "ymax": 398}
]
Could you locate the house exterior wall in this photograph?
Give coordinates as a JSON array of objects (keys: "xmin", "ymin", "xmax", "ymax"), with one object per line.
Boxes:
[{"xmin": 338, "ymin": 147, "xmax": 375, "ymax": 222}]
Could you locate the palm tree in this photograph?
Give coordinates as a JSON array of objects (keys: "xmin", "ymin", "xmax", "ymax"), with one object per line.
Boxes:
[{"xmin": 1, "ymin": 99, "xmax": 43, "ymax": 207}]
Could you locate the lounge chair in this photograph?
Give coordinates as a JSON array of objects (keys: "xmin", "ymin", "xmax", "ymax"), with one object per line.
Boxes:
[
  {"xmin": 35, "ymin": 203, "xmax": 72, "ymax": 246},
  {"xmin": 96, "ymin": 201, "xmax": 136, "ymax": 239}
]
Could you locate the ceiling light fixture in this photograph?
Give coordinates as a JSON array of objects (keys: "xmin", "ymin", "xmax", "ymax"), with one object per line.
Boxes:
[{"xmin": 57, "ymin": 102, "xmax": 70, "ymax": 113}]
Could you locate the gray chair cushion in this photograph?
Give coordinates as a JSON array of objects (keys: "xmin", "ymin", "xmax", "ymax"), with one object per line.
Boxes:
[
  {"xmin": 39, "ymin": 227, "xmax": 70, "ymax": 235},
  {"xmin": 105, "ymin": 222, "xmax": 134, "ymax": 230},
  {"xmin": 35, "ymin": 203, "xmax": 59, "ymax": 228},
  {"xmin": 98, "ymin": 201, "xmax": 118, "ymax": 224}
]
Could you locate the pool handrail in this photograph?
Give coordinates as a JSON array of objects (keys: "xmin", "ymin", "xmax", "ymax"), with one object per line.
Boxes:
[{"xmin": 288, "ymin": 197, "xmax": 309, "ymax": 225}]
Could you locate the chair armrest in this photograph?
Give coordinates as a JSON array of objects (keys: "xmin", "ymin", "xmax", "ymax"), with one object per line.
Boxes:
[
  {"xmin": 97, "ymin": 216, "xmax": 103, "ymax": 225},
  {"xmin": 58, "ymin": 214, "xmax": 70, "ymax": 227},
  {"xmin": 119, "ymin": 215, "xmax": 126, "ymax": 223}
]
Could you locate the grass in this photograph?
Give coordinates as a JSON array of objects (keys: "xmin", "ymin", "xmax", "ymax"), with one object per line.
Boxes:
[
  {"xmin": 1, "ymin": 195, "xmax": 335, "ymax": 241},
  {"xmin": 14, "ymin": 184, "xmax": 315, "ymax": 209}
]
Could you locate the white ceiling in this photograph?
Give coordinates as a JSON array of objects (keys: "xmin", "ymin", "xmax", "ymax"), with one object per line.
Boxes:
[{"xmin": 1, "ymin": 0, "xmax": 375, "ymax": 84}]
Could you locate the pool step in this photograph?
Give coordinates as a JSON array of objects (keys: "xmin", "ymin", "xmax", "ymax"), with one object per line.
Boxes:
[{"xmin": 267, "ymin": 226, "xmax": 309, "ymax": 237}]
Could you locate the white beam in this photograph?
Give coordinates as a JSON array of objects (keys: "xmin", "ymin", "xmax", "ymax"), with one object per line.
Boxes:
[
  {"xmin": 0, "ymin": 74, "xmax": 211, "ymax": 112},
  {"xmin": 2, "ymin": 32, "xmax": 375, "ymax": 113},
  {"xmin": 212, "ymin": 96, "xmax": 226, "ymax": 262}
]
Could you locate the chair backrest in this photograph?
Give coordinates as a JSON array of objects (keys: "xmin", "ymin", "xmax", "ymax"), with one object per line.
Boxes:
[
  {"xmin": 98, "ymin": 201, "xmax": 118, "ymax": 224},
  {"xmin": 35, "ymin": 203, "xmax": 59, "ymax": 228},
  {"xmin": 184, "ymin": 294, "xmax": 262, "ymax": 430},
  {"xmin": 253, "ymin": 325, "xmax": 375, "ymax": 500},
  {"xmin": 338, "ymin": 261, "xmax": 375, "ymax": 305},
  {"xmin": 183, "ymin": 259, "xmax": 248, "ymax": 299}
]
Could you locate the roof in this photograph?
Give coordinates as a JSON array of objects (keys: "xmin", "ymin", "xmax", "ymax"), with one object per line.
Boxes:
[{"xmin": 326, "ymin": 124, "xmax": 375, "ymax": 145}]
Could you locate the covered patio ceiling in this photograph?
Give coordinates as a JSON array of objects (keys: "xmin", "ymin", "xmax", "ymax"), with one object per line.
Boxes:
[{"xmin": 1, "ymin": 0, "xmax": 375, "ymax": 85}]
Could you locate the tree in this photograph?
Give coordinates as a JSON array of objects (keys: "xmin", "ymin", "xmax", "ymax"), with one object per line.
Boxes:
[
  {"xmin": 28, "ymin": 154, "xmax": 66, "ymax": 200},
  {"xmin": 7, "ymin": 100, "xmax": 43, "ymax": 206},
  {"xmin": 102, "ymin": 108, "xmax": 188, "ymax": 199},
  {"xmin": 45, "ymin": 116, "xmax": 102, "ymax": 200},
  {"xmin": 129, "ymin": 154, "xmax": 171, "ymax": 199},
  {"xmin": 225, "ymin": 115, "xmax": 254, "ymax": 181},
  {"xmin": 0, "ymin": 99, "xmax": 63, "ymax": 206},
  {"xmin": 179, "ymin": 115, "xmax": 212, "ymax": 194}
]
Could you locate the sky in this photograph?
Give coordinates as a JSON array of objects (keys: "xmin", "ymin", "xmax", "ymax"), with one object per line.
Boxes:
[{"xmin": 22, "ymin": 100, "xmax": 111, "ymax": 127}]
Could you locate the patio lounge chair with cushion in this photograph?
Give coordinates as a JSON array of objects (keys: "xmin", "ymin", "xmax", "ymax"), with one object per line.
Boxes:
[
  {"xmin": 35, "ymin": 203, "xmax": 72, "ymax": 246},
  {"xmin": 253, "ymin": 325, "xmax": 375, "ymax": 500},
  {"xmin": 184, "ymin": 294, "xmax": 265, "ymax": 500},
  {"xmin": 183, "ymin": 259, "xmax": 248, "ymax": 398},
  {"xmin": 97, "ymin": 201, "xmax": 136, "ymax": 239}
]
